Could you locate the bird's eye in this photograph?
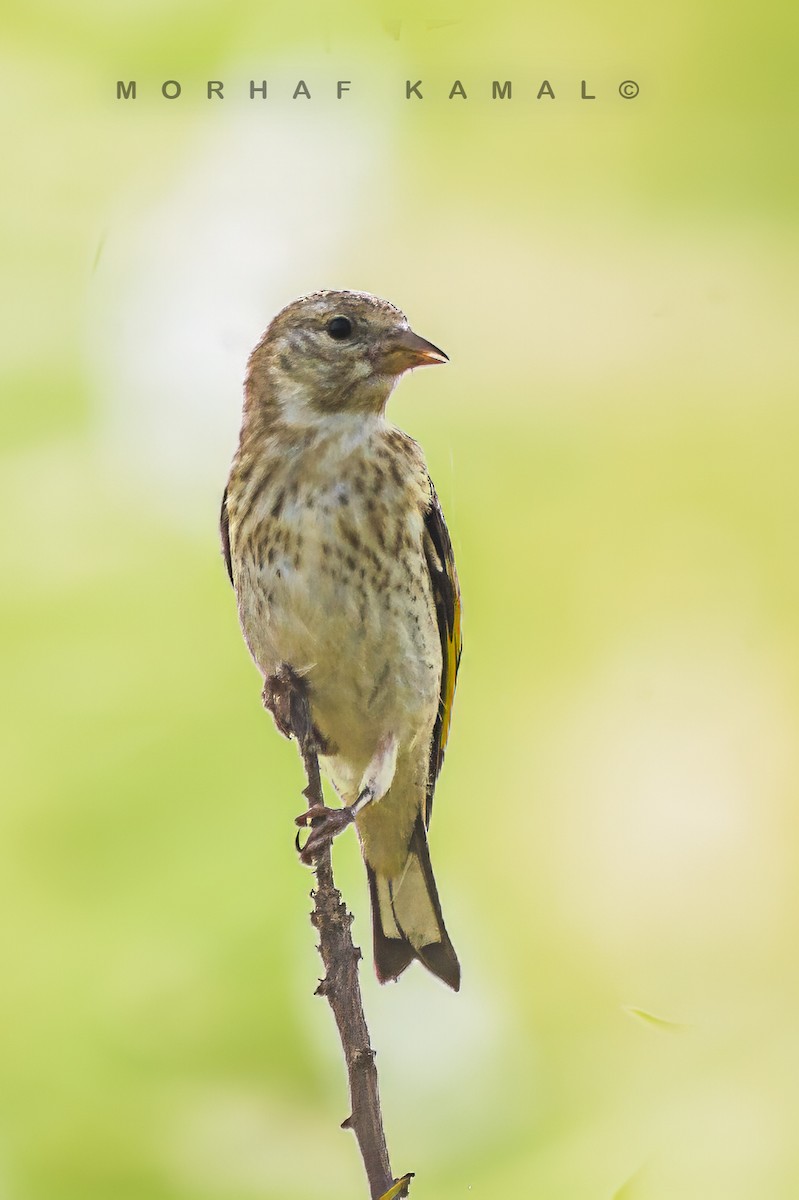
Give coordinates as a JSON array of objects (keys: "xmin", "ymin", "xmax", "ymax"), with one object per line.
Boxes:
[{"xmin": 327, "ymin": 316, "xmax": 353, "ymax": 341}]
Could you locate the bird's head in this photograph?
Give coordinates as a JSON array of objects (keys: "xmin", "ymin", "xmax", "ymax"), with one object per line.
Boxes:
[{"xmin": 245, "ymin": 290, "xmax": 448, "ymax": 426}]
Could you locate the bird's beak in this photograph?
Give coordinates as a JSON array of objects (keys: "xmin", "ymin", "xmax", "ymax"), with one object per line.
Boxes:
[{"xmin": 377, "ymin": 328, "xmax": 449, "ymax": 375}]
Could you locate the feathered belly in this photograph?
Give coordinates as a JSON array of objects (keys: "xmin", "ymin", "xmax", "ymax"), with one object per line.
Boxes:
[{"xmin": 235, "ymin": 508, "xmax": 441, "ymax": 776}]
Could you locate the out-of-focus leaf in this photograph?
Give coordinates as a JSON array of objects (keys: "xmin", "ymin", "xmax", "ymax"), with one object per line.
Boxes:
[
  {"xmin": 623, "ymin": 1006, "xmax": 688, "ymax": 1032},
  {"xmin": 610, "ymin": 1165, "xmax": 645, "ymax": 1198}
]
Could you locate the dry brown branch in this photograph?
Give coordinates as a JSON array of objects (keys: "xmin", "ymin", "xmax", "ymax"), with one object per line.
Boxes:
[{"xmin": 275, "ymin": 666, "xmax": 410, "ymax": 1200}]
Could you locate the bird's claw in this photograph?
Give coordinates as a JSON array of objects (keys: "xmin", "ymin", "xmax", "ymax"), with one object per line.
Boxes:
[{"xmin": 295, "ymin": 804, "xmax": 355, "ymax": 864}]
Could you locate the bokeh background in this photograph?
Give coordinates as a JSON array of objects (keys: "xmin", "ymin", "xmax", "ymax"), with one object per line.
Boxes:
[{"xmin": 2, "ymin": 1, "xmax": 799, "ymax": 1197}]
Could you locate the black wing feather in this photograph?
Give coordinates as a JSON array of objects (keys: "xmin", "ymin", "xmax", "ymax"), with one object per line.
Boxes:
[
  {"xmin": 220, "ymin": 487, "xmax": 234, "ymax": 585},
  {"xmin": 422, "ymin": 480, "xmax": 462, "ymax": 827}
]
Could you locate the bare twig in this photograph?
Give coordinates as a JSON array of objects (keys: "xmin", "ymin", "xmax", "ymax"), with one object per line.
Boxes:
[{"xmin": 277, "ymin": 667, "xmax": 400, "ymax": 1200}]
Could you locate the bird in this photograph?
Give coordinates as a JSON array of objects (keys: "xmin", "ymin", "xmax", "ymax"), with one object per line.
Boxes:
[{"xmin": 220, "ymin": 289, "xmax": 462, "ymax": 990}]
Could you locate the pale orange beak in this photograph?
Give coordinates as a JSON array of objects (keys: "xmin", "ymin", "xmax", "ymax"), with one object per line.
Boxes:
[{"xmin": 377, "ymin": 328, "xmax": 449, "ymax": 375}]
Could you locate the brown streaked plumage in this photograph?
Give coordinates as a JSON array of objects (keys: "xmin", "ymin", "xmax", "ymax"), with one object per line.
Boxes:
[{"xmin": 221, "ymin": 289, "xmax": 462, "ymax": 989}]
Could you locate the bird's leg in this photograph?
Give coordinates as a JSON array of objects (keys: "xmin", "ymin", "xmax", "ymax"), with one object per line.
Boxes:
[
  {"xmin": 297, "ymin": 732, "xmax": 398, "ymax": 865},
  {"xmin": 262, "ymin": 663, "xmax": 335, "ymax": 846},
  {"xmin": 262, "ymin": 664, "xmax": 338, "ymax": 864}
]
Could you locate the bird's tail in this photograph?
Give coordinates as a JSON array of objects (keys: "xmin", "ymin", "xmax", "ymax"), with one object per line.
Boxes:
[{"xmin": 366, "ymin": 815, "xmax": 460, "ymax": 991}]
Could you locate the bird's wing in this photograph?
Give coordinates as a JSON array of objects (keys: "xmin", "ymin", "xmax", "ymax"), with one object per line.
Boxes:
[
  {"xmin": 422, "ymin": 480, "xmax": 462, "ymax": 827},
  {"xmin": 220, "ymin": 487, "xmax": 234, "ymax": 585}
]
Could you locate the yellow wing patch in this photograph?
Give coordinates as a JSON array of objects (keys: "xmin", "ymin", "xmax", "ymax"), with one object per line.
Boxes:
[{"xmin": 438, "ymin": 555, "xmax": 461, "ymax": 762}]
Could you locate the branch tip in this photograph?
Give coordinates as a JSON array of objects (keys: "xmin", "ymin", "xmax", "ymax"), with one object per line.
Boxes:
[{"xmin": 377, "ymin": 1174, "xmax": 415, "ymax": 1200}]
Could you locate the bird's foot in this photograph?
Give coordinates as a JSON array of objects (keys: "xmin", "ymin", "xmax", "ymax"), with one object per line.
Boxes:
[
  {"xmin": 295, "ymin": 803, "xmax": 355, "ymax": 864},
  {"xmin": 262, "ymin": 666, "xmax": 333, "ymax": 753},
  {"xmin": 262, "ymin": 666, "xmax": 304, "ymax": 740}
]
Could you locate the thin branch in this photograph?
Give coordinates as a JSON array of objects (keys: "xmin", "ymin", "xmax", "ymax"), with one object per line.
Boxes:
[{"xmin": 282, "ymin": 668, "xmax": 400, "ymax": 1200}]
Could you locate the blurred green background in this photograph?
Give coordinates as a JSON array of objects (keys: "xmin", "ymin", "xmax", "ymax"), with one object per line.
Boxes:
[{"xmin": 2, "ymin": 1, "xmax": 799, "ymax": 1196}]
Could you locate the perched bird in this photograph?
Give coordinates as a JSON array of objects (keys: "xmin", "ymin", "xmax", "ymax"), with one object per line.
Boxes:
[{"xmin": 221, "ymin": 290, "xmax": 462, "ymax": 990}]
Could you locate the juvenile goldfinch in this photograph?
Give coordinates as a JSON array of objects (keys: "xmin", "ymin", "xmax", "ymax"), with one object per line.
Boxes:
[{"xmin": 221, "ymin": 290, "xmax": 462, "ymax": 990}]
